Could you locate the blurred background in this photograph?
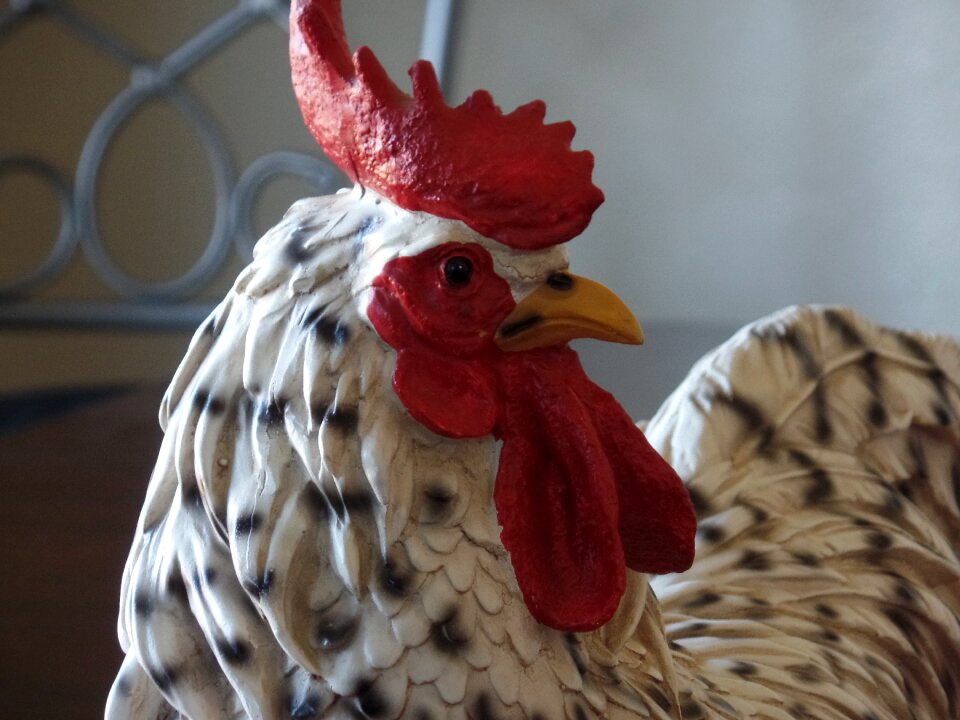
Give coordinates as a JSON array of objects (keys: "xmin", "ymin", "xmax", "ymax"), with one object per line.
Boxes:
[
  {"xmin": 2, "ymin": 0, "xmax": 959, "ymax": 416},
  {"xmin": 2, "ymin": 1, "xmax": 959, "ymax": 716}
]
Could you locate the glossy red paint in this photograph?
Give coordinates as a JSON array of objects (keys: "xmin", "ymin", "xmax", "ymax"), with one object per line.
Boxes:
[
  {"xmin": 368, "ymin": 243, "xmax": 512, "ymax": 438},
  {"xmin": 368, "ymin": 245, "xmax": 697, "ymax": 631},
  {"xmin": 289, "ymin": 0, "xmax": 604, "ymax": 250}
]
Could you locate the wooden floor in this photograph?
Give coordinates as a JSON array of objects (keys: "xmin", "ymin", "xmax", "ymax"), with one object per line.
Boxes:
[{"xmin": 0, "ymin": 387, "xmax": 164, "ymax": 719}]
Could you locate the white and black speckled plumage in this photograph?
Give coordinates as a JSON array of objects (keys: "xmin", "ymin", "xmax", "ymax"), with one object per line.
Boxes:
[
  {"xmin": 107, "ymin": 188, "xmax": 960, "ymax": 719},
  {"xmin": 649, "ymin": 306, "xmax": 960, "ymax": 720}
]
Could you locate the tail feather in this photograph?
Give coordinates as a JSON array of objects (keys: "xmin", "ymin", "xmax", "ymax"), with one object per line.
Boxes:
[{"xmin": 647, "ymin": 305, "xmax": 960, "ymax": 720}]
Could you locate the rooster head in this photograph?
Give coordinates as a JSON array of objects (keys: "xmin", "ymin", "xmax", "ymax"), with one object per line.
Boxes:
[{"xmin": 359, "ymin": 214, "xmax": 694, "ymax": 631}]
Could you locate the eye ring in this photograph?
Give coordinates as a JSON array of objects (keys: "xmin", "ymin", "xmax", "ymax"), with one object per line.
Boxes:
[{"xmin": 442, "ymin": 255, "xmax": 474, "ymax": 287}]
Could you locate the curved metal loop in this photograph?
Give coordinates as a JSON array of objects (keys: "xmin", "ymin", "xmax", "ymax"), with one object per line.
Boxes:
[
  {"xmin": 1, "ymin": 0, "xmax": 458, "ymax": 327},
  {"xmin": 229, "ymin": 151, "xmax": 345, "ymax": 260},
  {"xmin": 242, "ymin": 0, "xmax": 291, "ymax": 30},
  {"xmin": 0, "ymin": 155, "xmax": 78, "ymax": 298},
  {"xmin": 75, "ymin": 83, "xmax": 236, "ymax": 300}
]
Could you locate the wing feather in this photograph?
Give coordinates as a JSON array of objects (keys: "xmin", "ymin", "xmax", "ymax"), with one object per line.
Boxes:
[{"xmin": 648, "ymin": 306, "xmax": 960, "ymax": 720}]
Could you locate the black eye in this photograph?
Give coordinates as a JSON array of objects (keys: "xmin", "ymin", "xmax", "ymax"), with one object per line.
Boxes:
[{"xmin": 443, "ymin": 256, "xmax": 474, "ymax": 287}]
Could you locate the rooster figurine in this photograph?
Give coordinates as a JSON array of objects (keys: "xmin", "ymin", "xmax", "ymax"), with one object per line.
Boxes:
[{"xmin": 106, "ymin": 1, "xmax": 960, "ymax": 719}]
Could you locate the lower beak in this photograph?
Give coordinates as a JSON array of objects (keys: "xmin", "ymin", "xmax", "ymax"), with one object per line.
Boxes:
[{"xmin": 495, "ymin": 273, "xmax": 644, "ymax": 352}]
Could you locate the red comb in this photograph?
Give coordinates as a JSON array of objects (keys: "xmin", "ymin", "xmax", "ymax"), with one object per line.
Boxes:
[{"xmin": 290, "ymin": 0, "xmax": 604, "ymax": 249}]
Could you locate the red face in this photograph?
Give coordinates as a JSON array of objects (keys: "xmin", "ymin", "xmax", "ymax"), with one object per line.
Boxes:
[
  {"xmin": 366, "ymin": 242, "xmax": 515, "ymax": 439},
  {"xmin": 367, "ymin": 242, "xmax": 516, "ymax": 359}
]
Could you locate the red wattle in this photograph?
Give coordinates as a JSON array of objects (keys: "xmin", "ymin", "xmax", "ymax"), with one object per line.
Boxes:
[
  {"xmin": 495, "ymin": 351, "xmax": 626, "ymax": 631},
  {"xmin": 580, "ymin": 379, "xmax": 697, "ymax": 574},
  {"xmin": 393, "ymin": 349, "xmax": 499, "ymax": 438},
  {"xmin": 492, "ymin": 348, "xmax": 696, "ymax": 630}
]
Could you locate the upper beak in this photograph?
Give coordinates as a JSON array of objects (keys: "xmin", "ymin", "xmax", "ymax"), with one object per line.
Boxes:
[{"xmin": 495, "ymin": 272, "xmax": 644, "ymax": 352}]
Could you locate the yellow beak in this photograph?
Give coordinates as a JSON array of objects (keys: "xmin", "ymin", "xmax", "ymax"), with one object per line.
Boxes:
[{"xmin": 495, "ymin": 272, "xmax": 644, "ymax": 352}]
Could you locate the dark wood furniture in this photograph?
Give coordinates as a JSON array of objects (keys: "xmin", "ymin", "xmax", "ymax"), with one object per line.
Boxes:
[{"xmin": 1, "ymin": 388, "xmax": 164, "ymax": 719}]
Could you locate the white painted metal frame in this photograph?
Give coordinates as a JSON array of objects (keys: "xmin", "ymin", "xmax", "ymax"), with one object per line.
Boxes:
[{"xmin": 0, "ymin": 0, "xmax": 460, "ymax": 329}]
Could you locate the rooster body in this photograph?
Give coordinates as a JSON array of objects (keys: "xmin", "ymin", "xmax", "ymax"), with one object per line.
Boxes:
[
  {"xmin": 107, "ymin": 190, "xmax": 678, "ymax": 720},
  {"xmin": 107, "ymin": 1, "xmax": 960, "ymax": 716},
  {"xmin": 107, "ymin": 188, "xmax": 960, "ymax": 720}
]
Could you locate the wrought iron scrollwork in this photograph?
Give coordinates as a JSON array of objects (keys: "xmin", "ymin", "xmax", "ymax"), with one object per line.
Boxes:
[
  {"xmin": 0, "ymin": 0, "xmax": 458, "ymax": 328},
  {"xmin": 0, "ymin": 155, "xmax": 78, "ymax": 298}
]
